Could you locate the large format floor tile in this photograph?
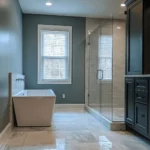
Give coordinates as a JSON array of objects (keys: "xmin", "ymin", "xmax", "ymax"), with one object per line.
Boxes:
[
  {"xmin": 3, "ymin": 132, "xmax": 27, "ymax": 146},
  {"xmin": 1, "ymin": 109, "xmax": 150, "ymax": 150}
]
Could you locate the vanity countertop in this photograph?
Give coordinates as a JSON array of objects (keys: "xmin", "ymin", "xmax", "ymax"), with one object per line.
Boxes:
[{"xmin": 125, "ymin": 74, "xmax": 150, "ymax": 77}]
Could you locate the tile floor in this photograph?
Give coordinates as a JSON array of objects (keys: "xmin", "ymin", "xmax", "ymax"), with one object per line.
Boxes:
[{"xmin": 1, "ymin": 108, "xmax": 150, "ymax": 150}]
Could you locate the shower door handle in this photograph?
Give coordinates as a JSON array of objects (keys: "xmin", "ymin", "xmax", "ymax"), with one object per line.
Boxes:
[{"xmin": 97, "ymin": 69, "xmax": 103, "ymax": 80}]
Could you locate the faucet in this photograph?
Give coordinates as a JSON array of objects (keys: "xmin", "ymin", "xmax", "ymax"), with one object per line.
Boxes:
[{"xmin": 16, "ymin": 78, "xmax": 25, "ymax": 81}]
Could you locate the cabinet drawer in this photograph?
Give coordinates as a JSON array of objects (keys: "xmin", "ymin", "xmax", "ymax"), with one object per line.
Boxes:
[
  {"xmin": 135, "ymin": 90, "xmax": 148, "ymax": 104},
  {"xmin": 135, "ymin": 103, "xmax": 148, "ymax": 135},
  {"xmin": 135, "ymin": 78, "xmax": 148, "ymax": 92}
]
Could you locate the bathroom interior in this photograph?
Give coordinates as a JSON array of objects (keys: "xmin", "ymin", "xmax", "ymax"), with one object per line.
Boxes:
[{"xmin": 0, "ymin": 0, "xmax": 150, "ymax": 150}]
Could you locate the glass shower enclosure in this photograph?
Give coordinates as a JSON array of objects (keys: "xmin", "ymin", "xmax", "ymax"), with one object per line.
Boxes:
[{"xmin": 87, "ymin": 17, "xmax": 125, "ymax": 122}]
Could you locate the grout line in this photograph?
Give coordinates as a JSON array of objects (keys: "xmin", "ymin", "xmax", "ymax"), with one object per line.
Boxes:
[
  {"xmin": 0, "ymin": 128, "xmax": 12, "ymax": 150},
  {"xmin": 21, "ymin": 132, "xmax": 28, "ymax": 150}
]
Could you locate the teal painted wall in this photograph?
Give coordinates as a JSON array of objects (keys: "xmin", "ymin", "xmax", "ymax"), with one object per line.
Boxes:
[
  {"xmin": 0, "ymin": 0, "xmax": 23, "ymax": 132},
  {"xmin": 23, "ymin": 14, "xmax": 85, "ymax": 104}
]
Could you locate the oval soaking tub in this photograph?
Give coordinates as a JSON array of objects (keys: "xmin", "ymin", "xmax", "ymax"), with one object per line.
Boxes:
[{"xmin": 13, "ymin": 89, "xmax": 56, "ymax": 127}]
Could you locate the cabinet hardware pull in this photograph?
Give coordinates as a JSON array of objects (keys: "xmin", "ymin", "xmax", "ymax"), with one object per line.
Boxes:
[
  {"xmin": 136, "ymin": 85, "xmax": 146, "ymax": 88},
  {"xmin": 135, "ymin": 89, "xmax": 147, "ymax": 92},
  {"xmin": 139, "ymin": 114, "xmax": 145, "ymax": 117},
  {"xmin": 137, "ymin": 97, "xmax": 143, "ymax": 99}
]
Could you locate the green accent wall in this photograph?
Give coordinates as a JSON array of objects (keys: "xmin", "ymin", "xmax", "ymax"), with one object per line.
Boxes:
[{"xmin": 23, "ymin": 14, "xmax": 85, "ymax": 104}]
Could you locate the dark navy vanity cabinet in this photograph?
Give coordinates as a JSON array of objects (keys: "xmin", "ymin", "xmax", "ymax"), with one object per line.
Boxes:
[
  {"xmin": 125, "ymin": 0, "xmax": 150, "ymax": 139},
  {"xmin": 125, "ymin": 77, "xmax": 149, "ymax": 138}
]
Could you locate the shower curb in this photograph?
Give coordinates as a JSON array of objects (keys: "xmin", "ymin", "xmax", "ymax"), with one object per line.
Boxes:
[{"xmin": 85, "ymin": 105, "xmax": 126, "ymax": 131}]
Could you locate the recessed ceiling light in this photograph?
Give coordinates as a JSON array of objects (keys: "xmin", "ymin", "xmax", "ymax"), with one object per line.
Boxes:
[
  {"xmin": 117, "ymin": 26, "xmax": 121, "ymax": 29},
  {"xmin": 121, "ymin": 3, "xmax": 126, "ymax": 7},
  {"xmin": 46, "ymin": 2, "xmax": 52, "ymax": 6}
]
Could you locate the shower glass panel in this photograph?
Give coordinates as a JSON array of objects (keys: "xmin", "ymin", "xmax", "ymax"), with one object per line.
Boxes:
[
  {"xmin": 88, "ymin": 27, "xmax": 101, "ymax": 113},
  {"xmin": 87, "ymin": 17, "xmax": 126, "ymax": 122},
  {"xmin": 99, "ymin": 19, "xmax": 113, "ymax": 121},
  {"xmin": 88, "ymin": 17, "xmax": 113, "ymax": 121}
]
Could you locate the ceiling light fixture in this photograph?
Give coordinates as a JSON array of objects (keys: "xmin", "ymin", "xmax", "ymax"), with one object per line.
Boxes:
[
  {"xmin": 121, "ymin": 3, "xmax": 126, "ymax": 7},
  {"xmin": 117, "ymin": 26, "xmax": 121, "ymax": 29},
  {"xmin": 46, "ymin": 2, "xmax": 52, "ymax": 6}
]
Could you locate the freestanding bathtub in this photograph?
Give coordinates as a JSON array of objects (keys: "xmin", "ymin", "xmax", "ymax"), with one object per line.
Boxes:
[{"xmin": 13, "ymin": 89, "xmax": 56, "ymax": 127}]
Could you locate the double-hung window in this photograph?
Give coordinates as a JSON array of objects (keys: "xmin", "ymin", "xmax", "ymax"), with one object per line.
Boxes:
[{"xmin": 38, "ymin": 25, "xmax": 72, "ymax": 84}]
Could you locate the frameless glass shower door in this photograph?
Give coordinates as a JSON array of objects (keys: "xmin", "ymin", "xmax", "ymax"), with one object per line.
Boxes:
[
  {"xmin": 88, "ymin": 18, "xmax": 113, "ymax": 121},
  {"xmin": 87, "ymin": 16, "xmax": 126, "ymax": 122},
  {"xmin": 88, "ymin": 27, "xmax": 101, "ymax": 113}
]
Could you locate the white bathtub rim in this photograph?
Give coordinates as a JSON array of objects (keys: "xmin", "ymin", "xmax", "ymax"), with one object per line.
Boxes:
[
  {"xmin": 13, "ymin": 89, "xmax": 56, "ymax": 98},
  {"xmin": 13, "ymin": 90, "xmax": 24, "ymax": 96}
]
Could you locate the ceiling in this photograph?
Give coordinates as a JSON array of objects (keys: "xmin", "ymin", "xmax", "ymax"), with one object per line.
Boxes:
[{"xmin": 18, "ymin": 0, "xmax": 126, "ymax": 19}]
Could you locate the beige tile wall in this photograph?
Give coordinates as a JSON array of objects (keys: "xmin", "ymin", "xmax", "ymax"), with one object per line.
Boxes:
[{"xmin": 112, "ymin": 20, "xmax": 125, "ymax": 109}]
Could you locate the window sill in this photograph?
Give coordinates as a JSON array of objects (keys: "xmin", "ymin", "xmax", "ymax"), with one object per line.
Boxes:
[
  {"xmin": 100, "ymin": 80, "xmax": 112, "ymax": 83},
  {"xmin": 38, "ymin": 80, "xmax": 72, "ymax": 85}
]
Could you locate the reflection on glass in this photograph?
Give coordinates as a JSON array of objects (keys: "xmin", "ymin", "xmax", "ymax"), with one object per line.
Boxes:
[{"xmin": 98, "ymin": 33, "xmax": 112, "ymax": 80}]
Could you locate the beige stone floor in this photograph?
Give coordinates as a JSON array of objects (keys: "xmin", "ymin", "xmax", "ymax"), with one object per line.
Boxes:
[{"xmin": 1, "ymin": 108, "xmax": 150, "ymax": 150}]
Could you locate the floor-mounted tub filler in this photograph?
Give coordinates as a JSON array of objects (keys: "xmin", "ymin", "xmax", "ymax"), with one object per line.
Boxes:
[{"xmin": 9, "ymin": 73, "xmax": 56, "ymax": 127}]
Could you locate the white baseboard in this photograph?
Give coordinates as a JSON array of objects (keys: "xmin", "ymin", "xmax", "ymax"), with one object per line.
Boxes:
[
  {"xmin": 55, "ymin": 104, "xmax": 85, "ymax": 110},
  {"xmin": 0, "ymin": 123, "xmax": 12, "ymax": 148}
]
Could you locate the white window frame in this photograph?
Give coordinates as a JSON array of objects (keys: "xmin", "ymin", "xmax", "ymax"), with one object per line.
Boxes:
[{"xmin": 38, "ymin": 24, "xmax": 72, "ymax": 84}]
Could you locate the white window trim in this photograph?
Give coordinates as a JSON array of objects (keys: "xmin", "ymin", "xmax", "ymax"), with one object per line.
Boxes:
[{"xmin": 38, "ymin": 24, "xmax": 72, "ymax": 84}]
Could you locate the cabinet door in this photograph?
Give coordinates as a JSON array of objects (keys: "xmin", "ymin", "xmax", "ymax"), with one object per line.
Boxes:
[
  {"xmin": 135, "ymin": 103, "xmax": 148, "ymax": 136},
  {"xmin": 143, "ymin": 1, "xmax": 150, "ymax": 74},
  {"xmin": 125, "ymin": 78, "xmax": 135, "ymax": 125},
  {"xmin": 126, "ymin": 0, "xmax": 143, "ymax": 75}
]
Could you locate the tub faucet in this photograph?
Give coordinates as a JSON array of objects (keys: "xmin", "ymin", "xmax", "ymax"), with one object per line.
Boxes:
[{"xmin": 16, "ymin": 78, "xmax": 25, "ymax": 81}]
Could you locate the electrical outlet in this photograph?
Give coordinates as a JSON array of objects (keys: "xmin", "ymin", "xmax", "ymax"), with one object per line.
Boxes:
[{"xmin": 62, "ymin": 94, "xmax": 65, "ymax": 99}]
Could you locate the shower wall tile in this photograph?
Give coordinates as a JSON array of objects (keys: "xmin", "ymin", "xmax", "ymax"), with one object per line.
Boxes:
[
  {"xmin": 113, "ymin": 95, "xmax": 125, "ymax": 108},
  {"xmin": 100, "ymin": 82, "xmax": 112, "ymax": 94},
  {"xmin": 86, "ymin": 19, "xmax": 113, "ymax": 39},
  {"xmin": 112, "ymin": 20, "xmax": 125, "ymax": 113}
]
